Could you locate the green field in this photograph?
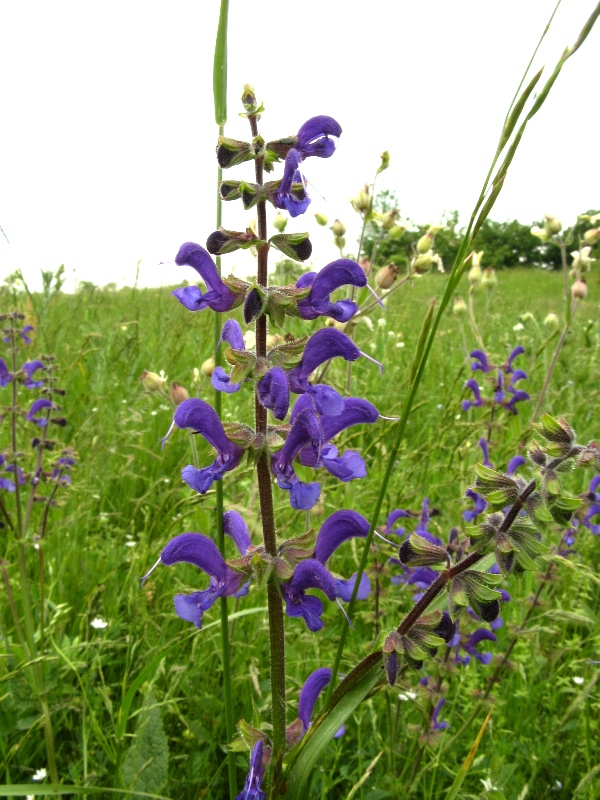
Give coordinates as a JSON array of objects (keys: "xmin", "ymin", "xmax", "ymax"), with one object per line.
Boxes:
[{"xmin": 1, "ymin": 265, "xmax": 599, "ymax": 799}]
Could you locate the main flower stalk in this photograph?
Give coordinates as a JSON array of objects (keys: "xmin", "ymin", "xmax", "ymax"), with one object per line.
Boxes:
[{"xmin": 249, "ymin": 111, "xmax": 287, "ymax": 783}]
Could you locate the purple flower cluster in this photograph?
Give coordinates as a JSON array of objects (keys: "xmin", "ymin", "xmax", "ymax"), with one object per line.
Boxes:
[{"xmin": 462, "ymin": 346, "xmax": 530, "ymax": 415}]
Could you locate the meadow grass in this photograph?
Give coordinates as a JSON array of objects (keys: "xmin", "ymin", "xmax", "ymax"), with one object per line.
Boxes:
[{"xmin": 1, "ymin": 266, "xmax": 599, "ymax": 799}]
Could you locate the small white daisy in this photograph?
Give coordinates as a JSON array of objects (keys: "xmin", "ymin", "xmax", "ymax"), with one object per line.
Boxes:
[
  {"xmin": 90, "ymin": 618, "xmax": 108, "ymax": 630},
  {"xmin": 33, "ymin": 767, "xmax": 47, "ymax": 781}
]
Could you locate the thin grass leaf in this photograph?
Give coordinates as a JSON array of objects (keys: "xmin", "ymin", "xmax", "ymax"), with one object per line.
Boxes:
[
  {"xmin": 213, "ymin": 0, "xmax": 229, "ymax": 126},
  {"xmin": 444, "ymin": 710, "xmax": 492, "ymax": 800},
  {"xmin": 0, "ymin": 787, "xmax": 172, "ymax": 799}
]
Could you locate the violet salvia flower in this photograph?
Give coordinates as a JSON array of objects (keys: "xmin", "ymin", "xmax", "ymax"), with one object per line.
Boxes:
[
  {"xmin": 462, "ymin": 379, "xmax": 484, "ymax": 411},
  {"xmin": 295, "ymin": 115, "xmax": 342, "ymax": 159},
  {"xmin": 293, "ymin": 395, "xmax": 379, "ymax": 482},
  {"xmin": 507, "ymin": 455, "xmax": 527, "ymax": 474},
  {"xmin": 0, "ymin": 358, "xmax": 12, "ymax": 387},
  {"xmin": 212, "ymin": 321, "xmax": 246, "ymax": 394},
  {"xmin": 314, "ymin": 510, "xmax": 371, "ymax": 601},
  {"xmin": 236, "ymin": 739, "xmax": 265, "ymax": 800},
  {"xmin": 21, "ymin": 325, "xmax": 34, "ymax": 344},
  {"xmin": 583, "ymin": 475, "xmax": 600, "ymax": 534},
  {"xmin": 451, "ymin": 625, "xmax": 497, "ymax": 666},
  {"xmin": 21, "ymin": 360, "xmax": 45, "ymax": 389},
  {"xmin": 391, "ymin": 563, "xmax": 438, "ymax": 602},
  {"xmin": 271, "ymin": 406, "xmax": 321, "ymax": 509},
  {"xmin": 477, "ymin": 437, "xmax": 492, "ymax": 468},
  {"xmin": 384, "ymin": 509, "xmax": 414, "ymax": 537},
  {"xmin": 462, "ymin": 488, "xmax": 487, "ymax": 523},
  {"xmin": 172, "ymin": 242, "xmax": 240, "ymax": 312},
  {"xmin": 503, "ymin": 345, "xmax": 525, "ymax": 373},
  {"xmin": 296, "ymin": 259, "xmax": 367, "ymax": 322},
  {"xmin": 257, "ymin": 367, "xmax": 289, "ymax": 420},
  {"xmin": 272, "ymin": 150, "xmax": 311, "ymax": 218},
  {"xmin": 281, "ymin": 559, "xmax": 337, "ymax": 631},
  {"xmin": 470, "ymin": 350, "xmax": 492, "ymax": 373},
  {"xmin": 26, "ymin": 398, "xmax": 54, "ymax": 427},
  {"xmin": 142, "ymin": 511, "xmax": 250, "ymax": 629},
  {"xmin": 298, "ymin": 667, "xmax": 345, "ymax": 738},
  {"xmin": 171, "ymin": 399, "xmax": 244, "ymax": 494},
  {"xmin": 431, "ymin": 698, "xmax": 449, "ymax": 731}
]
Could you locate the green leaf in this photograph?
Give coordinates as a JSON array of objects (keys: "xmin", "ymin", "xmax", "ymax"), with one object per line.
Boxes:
[
  {"xmin": 444, "ymin": 710, "xmax": 492, "ymax": 800},
  {"xmin": 283, "ymin": 654, "xmax": 384, "ymax": 798},
  {"xmin": 121, "ymin": 691, "xmax": 169, "ymax": 795},
  {"xmin": 0, "ymin": 788, "xmax": 172, "ymax": 799},
  {"xmin": 212, "ymin": 0, "xmax": 229, "ymax": 126}
]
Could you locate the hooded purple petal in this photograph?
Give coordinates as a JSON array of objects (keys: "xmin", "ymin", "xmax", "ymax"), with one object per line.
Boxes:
[
  {"xmin": 26, "ymin": 398, "xmax": 53, "ymax": 427},
  {"xmin": 0, "ymin": 358, "xmax": 12, "ymax": 387},
  {"xmin": 505, "ymin": 345, "xmax": 525, "ymax": 372},
  {"xmin": 314, "ymin": 509, "xmax": 369, "ymax": 564},
  {"xmin": 173, "ymin": 242, "xmax": 237, "ymax": 312},
  {"xmin": 288, "ymin": 329, "xmax": 360, "ymax": 386},
  {"xmin": 334, "ymin": 571, "xmax": 370, "ymax": 602},
  {"xmin": 296, "ymin": 259, "xmax": 365, "ymax": 322},
  {"xmin": 211, "ymin": 366, "xmax": 242, "ymax": 394},
  {"xmin": 161, "ymin": 532, "xmax": 227, "ymax": 581},
  {"xmin": 273, "ymin": 150, "xmax": 310, "ymax": 218},
  {"xmin": 470, "ymin": 350, "xmax": 491, "ymax": 373},
  {"xmin": 220, "ymin": 319, "xmax": 245, "ymax": 351},
  {"xmin": 21, "ymin": 360, "xmax": 45, "ymax": 388},
  {"xmin": 296, "ymin": 116, "xmax": 342, "ymax": 159},
  {"xmin": 257, "ymin": 367, "xmax": 289, "ymax": 420},
  {"xmin": 235, "ymin": 739, "xmax": 266, "ymax": 800},
  {"xmin": 223, "ymin": 510, "xmax": 251, "ymax": 556},
  {"xmin": 174, "ymin": 398, "xmax": 235, "ymax": 454},
  {"xmin": 507, "ymin": 455, "xmax": 527, "ymax": 474},
  {"xmin": 282, "ymin": 559, "xmax": 337, "ymax": 631}
]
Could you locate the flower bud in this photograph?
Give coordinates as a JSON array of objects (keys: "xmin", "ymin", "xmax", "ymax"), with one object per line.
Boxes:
[
  {"xmin": 358, "ymin": 258, "xmax": 371, "ymax": 276},
  {"xmin": 201, "ymin": 357, "xmax": 215, "ymax": 377},
  {"xmin": 192, "ymin": 367, "xmax": 201, "ymax": 386},
  {"xmin": 544, "ymin": 213, "xmax": 562, "ymax": 236},
  {"xmin": 481, "ymin": 268, "xmax": 497, "ymax": 289},
  {"xmin": 241, "ymin": 84, "xmax": 259, "ymax": 115},
  {"xmin": 139, "ymin": 370, "xmax": 167, "ymax": 393},
  {"xmin": 468, "ymin": 264, "xmax": 482, "ymax": 285},
  {"xmin": 351, "ymin": 185, "xmax": 370, "ymax": 215},
  {"xmin": 543, "ymin": 312, "xmax": 559, "ymax": 328},
  {"xmin": 416, "ymin": 232, "xmax": 433, "ymax": 254},
  {"xmin": 381, "ymin": 210, "xmax": 397, "ymax": 230},
  {"xmin": 171, "ymin": 382, "xmax": 189, "ymax": 405},
  {"xmin": 273, "ymin": 213, "xmax": 288, "ymax": 233},
  {"xmin": 453, "ymin": 296, "xmax": 467, "ymax": 316},
  {"xmin": 571, "ymin": 278, "xmax": 588, "ymax": 299},
  {"xmin": 331, "ymin": 219, "xmax": 346, "ymax": 237},
  {"xmin": 266, "ymin": 334, "xmax": 282, "ymax": 349},
  {"xmin": 334, "ymin": 236, "xmax": 346, "ymax": 251},
  {"xmin": 471, "ymin": 250, "xmax": 484, "ymax": 268},
  {"xmin": 583, "ymin": 227, "xmax": 600, "ymax": 246},
  {"xmin": 375, "ymin": 264, "xmax": 398, "ymax": 289},
  {"xmin": 413, "ymin": 253, "xmax": 433, "ymax": 274},
  {"xmin": 378, "ymin": 150, "xmax": 390, "ymax": 173},
  {"xmin": 314, "ymin": 212, "xmax": 328, "ymax": 227},
  {"xmin": 388, "ymin": 223, "xmax": 406, "ymax": 240},
  {"xmin": 530, "ymin": 225, "xmax": 549, "ymax": 242}
]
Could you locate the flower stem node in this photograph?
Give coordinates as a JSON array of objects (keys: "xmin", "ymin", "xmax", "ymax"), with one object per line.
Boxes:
[
  {"xmin": 386, "ymin": 612, "xmax": 446, "ymax": 671},
  {"xmin": 448, "ymin": 571, "xmax": 502, "ymax": 622}
]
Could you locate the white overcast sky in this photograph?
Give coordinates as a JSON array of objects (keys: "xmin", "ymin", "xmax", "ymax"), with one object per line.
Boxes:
[{"xmin": 1, "ymin": 0, "xmax": 598, "ymax": 291}]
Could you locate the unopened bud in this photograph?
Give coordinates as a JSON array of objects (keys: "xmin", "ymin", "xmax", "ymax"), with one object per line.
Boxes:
[
  {"xmin": 413, "ymin": 253, "xmax": 433, "ymax": 274},
  {"xmin": 171, "ymin": 382, "xmax": 189, "ymax": 405},
  {"xmin": 471, "ymin": 250, "xmax": 484, "ymax": 268},
  {"xmin": 468, "ymin": 264, "xmax": 482, "ymax": 285},
  {"xmin": 334, "ymin": 236, "xmax": 346, "ymax": 251},
  {"xmin": 416, "ymin": 232, "xmax": 433, "ymax": 254},
  {"xmin": 266, "ymin": 334, "xmax": 282, "ymax": 349},
  {"xmin": 351, "ymin": 185, "xmax": 370, "ymax": 214},
  {"xmin": 358, "ymin": 258, "xmax": 371, "ymax": 276},
  {"xmin": 453, "ymin": 296, "xmax": 467, "ymax": 316},
  {"xmin": 192, "ymin": 367, "xmax": 201, "ymax": 385},
  {"xmin": 201, "ymin": 357, "xmax": 215, "ymax": 377},
  {"xmin": 531, "ymin": 225, "xmax": 549, "ymax": 242},
  {"xmin": 544, "ymin": 213, "xmax": 562, "ymax": 236},
  {"xmin": 571, "ymin": 278, "xmax": 588, "ymax": 299},
  {"xmin": 375, "ymin": 264, "xmax": 398, "ymax": 289},
  {"xmin": 314, "ymin": 212, "xmax": 328, "ymax": 227},
  {"xmin": 331, "ymin": 219, "xmax": 346, "ymax": 237},
  {"xmin": 381, "ymin": 209, "xmax": 397, "ymax": 230},
  {"xmin": 543, "ymin": 312, "xmax": 559, "ymax": 328},
  {"xmin": 481, "ymin": 268, "xmax": 497, "ymax": 289},
  {"xmin": 241, "ymin": 84, "xmax": 259, "ymax": 115},
  {"xmin": 378, "ymin": 150, "xmax": 390, "ymax": 173},
  {"xmin": 140, "ymin": 370, "xmax": 167, "ymax": 393},
  {"xmin": 388, "ymin": 223, "xmax": 406, "ymax": 240},
  {"xmin": 583, "ymin": 227, "xmax": 600, "ymax": 246},
  {"xmin": 273, "ymin": 213, "xmax": 287, "ymax": 233}
]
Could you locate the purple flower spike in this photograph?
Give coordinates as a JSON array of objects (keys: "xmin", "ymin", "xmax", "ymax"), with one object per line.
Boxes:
[
  {"xmin": 296, "ymin": 259, "xmax": 366, "ymax": 322},
  {"xmin": 26, "ymin": 398, "xmax": 54, "ymax": 427},
  {"xmin": 461, "ymin": 379, "xmax": 484, "ymax": 411},
  {"xmin": 174, "ymin": 399, "xmax": 244, "ymax": 493},
  {"xmin": 281, "ymin": 559, "xmax": 338, "ymax": 631},
  {"xmin": 172, "ymin": 242, "xmax": 238, "ymax": 313},
  {"xmin": 21, "ymin": 360, "xmax": 45, "ymax": 388},
  {"xmin": 0, "ymin": 359, "xmax": 12, "ymax": 387},
  {"xmin": 236, "ymin": 739, "xmax": 266, "ymax": 800},
  {"xmin": 257, "ymin": 367, "xmax": 289, "ymax": 420},
  {"xmin": 298, "ymin": 667, "xmax": 345, "ymax": 738},
  {"xmin": 432, "ymin": 698, "xmax": 449, "ymax": 731},
  {"xmin": 470, "ymin": 350, "xmax": 492, "ymax": 373},
  {"xmin": 157, "ymin": 532, "xmax": 247, "ymax": 629},
  {"xmin": 296, "ymin": 116, "xmax": 342, "ymax": 159},
  {"xmin": 273, "ymin": 150, "xmax": 310, "ymax": 218}
]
